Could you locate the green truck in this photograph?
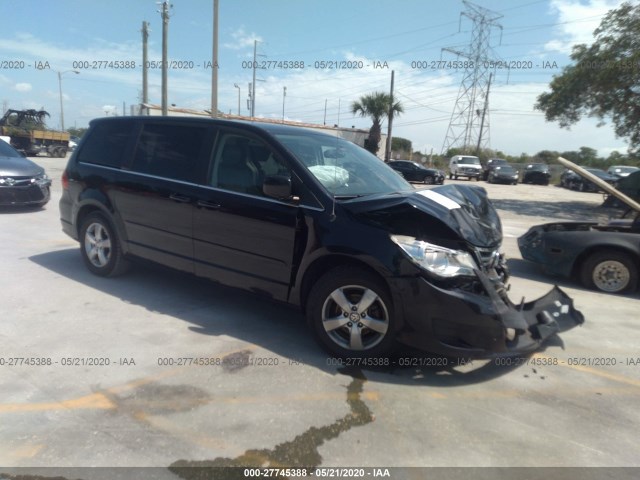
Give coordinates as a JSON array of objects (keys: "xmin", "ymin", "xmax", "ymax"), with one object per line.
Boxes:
[{"xmin": 0, "ymin": 109, "xmax": 70, "ymax": 157}]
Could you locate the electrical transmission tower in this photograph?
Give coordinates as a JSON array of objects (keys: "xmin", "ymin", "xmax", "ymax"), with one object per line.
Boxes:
[{"xmin": 441, "ymin": 1, "xmax": 503, "ymax": 155}]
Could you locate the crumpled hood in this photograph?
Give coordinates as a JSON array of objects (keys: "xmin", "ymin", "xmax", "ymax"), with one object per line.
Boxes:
[
  {"xmin": 0, "ymin": 156, "xmax": 45, "ymax": 177},
  {"xmin": 343, "ymin": 184, "xmax": 503, "ymax": 248}
]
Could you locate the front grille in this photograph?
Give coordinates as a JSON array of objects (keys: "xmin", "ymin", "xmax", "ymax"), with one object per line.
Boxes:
[
  {"xmin": 0, "ymin": 176, "xmax": 36, "ymax": 187},
  {"xmin": 476, "ymin": 247, "xmax": 500, "ymax": 269}
]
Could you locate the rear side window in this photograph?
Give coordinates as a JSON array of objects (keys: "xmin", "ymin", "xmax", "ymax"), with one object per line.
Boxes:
[
  {"xmin": 131, "ymin": 123, "xmax": 208, "ymax": 183},
  {"xmin": 77, "ymin": 120, "xmax": 134, "ymax": 168}
]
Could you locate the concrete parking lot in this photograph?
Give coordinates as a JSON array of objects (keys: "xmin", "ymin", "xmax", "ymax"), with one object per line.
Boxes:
[{"xmin": 1, "ymin": 156, "xmax": 638, "ymax": 476}]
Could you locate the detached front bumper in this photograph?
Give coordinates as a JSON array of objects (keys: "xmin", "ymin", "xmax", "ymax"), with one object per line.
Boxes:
[{"xmin": 393, "ymin": 274, "xmax": 584, "ymax": 357}]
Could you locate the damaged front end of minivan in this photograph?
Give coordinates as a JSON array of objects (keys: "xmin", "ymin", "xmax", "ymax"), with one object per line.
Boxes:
[{"xmin": 348, "ymin": 184, "xmax": 585, "ymax": 357}]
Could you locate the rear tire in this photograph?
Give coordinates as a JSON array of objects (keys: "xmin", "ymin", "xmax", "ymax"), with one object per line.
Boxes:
[
  {"xmin": 580, "ymin": 250, "xmax": 638, "ymax": 293},
  {"xmin": 306, "ymin": 267, "xmax": 397, "ymax": 359},
  {"xmin": 79, "ymin": 212, "xmax": 130, "ymax": 277}
]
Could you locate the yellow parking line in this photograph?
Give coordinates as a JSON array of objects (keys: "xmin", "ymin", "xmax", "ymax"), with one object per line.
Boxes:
[
  {"xmin": 7, "ymin": 444, "xmax": 45, "ymax": 458},
  {"xmin": 0, "ymin": 392, "xmax": 115, "ymax": 413},
  {"xmin": 0, "ymin": 346, "xmax": 257, "ymax": 414},
  {"xmin": 533, "ymin": 353, "xmax": 640, "ymax": 389}
]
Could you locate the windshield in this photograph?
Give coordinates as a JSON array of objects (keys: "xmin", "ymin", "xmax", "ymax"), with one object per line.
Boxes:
[
  {"xmin": 460, "ymin": 156, "xmax": 480, "ymax": 165},
  {"xmin": 527, "ymin": 163, "xmax": 547, "ymax": 171},
  {"xmin": 612, "ymin": 166, "xmax": 639, "ymax": 174},
  {"xmin": 0, "ymin": 139, "xmax": 21, "ymax": 158},
  {"xmin": 275, "ymin": 133, "xmax": 412, "ymax": 197},
  {"xmin": 587, "ymin": 168, "xmax": 609, "ymax": 178}
]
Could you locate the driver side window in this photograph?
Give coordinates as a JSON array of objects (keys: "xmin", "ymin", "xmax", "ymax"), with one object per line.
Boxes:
[{"xmin": 210, "ymin": 132, "xmax": 291, "ymax": 197}]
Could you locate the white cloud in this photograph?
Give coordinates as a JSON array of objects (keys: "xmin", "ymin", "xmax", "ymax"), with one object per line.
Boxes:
[
  {"xmin": 223, "ymin": 27, "xmax": 263, "ymax": 50},
  {"xmin": 14, "ymin": 83, "xmax": 32, "ymax": 92},
  {"xmin": 544, "ymin": 0, "xmax": 625, "ymax": 54}
]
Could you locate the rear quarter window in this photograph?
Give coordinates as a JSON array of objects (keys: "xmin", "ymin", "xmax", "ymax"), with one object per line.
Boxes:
[
  {"xmin": 131, "ymin": 123, "xmax": 208, "ymax": 183},
  {"xmin": 76, "ymin": 120, "xmax": 135, "ymax": 168}
]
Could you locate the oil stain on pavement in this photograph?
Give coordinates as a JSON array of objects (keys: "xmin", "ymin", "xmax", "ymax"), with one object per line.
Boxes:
[{"xmin": 168, "ymin": 367, "xmax": 374, "ymax": 478}]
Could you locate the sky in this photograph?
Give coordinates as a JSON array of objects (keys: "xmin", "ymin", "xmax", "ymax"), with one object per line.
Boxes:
[{"xmin": 0, "ymin": 0, "xmax": 631, "ymax": 157}]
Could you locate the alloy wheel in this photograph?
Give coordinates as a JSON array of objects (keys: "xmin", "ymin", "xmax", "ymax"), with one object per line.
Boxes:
[
  {"xmin": 320, "ymin": 285, "xmax": 389, "ymax": 351},
  {"xmin": 84, "ymin": 222, "xmax": 112, "ymax": 268}
]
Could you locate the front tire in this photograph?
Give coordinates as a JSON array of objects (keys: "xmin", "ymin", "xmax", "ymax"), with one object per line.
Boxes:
[
  {"xmin": 307, "ymin": 267, "xmax": 397, "ymax": 359},
  {"xmin": 580, "ymin": 250, "xmax": 638, "ymax": 293},
  {"xmin": 80, "ymin": 212, "xmax": 130, "ymax": 277},
  {"xmin": 423, "ymin": 175, "xmax": 434, "ymax": 185}
]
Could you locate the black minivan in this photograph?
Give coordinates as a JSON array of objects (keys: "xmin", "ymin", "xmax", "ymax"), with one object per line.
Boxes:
[{"xmin": 60, "ymin": 117, "xmax": 583, "ymax": 359}]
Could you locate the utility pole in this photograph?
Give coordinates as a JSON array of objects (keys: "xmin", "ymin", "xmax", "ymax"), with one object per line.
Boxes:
[
  {"xmin": 141, "ymin": 21, "xmax": 149, "ymax": 105},
  {"xmin": 57, "ymin": 70, "xmax": 79, "ymax": 131},
  {"xmin": 211, "ymin": 0, "xmax": 219, "ymax": 118},
  {"xmin": 384, "ymin": 70, "xmax": 395, "ymax": 162},
  {"xmin": 250, "ymin": 40, "xmax": 266, "ymax": 118},
  {"xmin": 323, "ymin": 99, "xmax": 327, "ymax": 125},
  {"xmin": 441, "ymin": 1, "xmax": 503, "ymax": 154},
  {"xmin": 251, "ymin": 40, "xmax": 257, "ymax": 117},
  {"xmin": 158, "ymin": 1, "xmax": 172, "ymax": 116}
]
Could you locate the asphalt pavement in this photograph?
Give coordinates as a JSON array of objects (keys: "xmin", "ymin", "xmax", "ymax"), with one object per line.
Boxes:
[{"xmin": 0, "ymin": 156, "xmax": 638, "ymax": 478}]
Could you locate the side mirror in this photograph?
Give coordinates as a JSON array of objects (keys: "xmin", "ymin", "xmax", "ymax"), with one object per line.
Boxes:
[{"xmin": 263, "ymin": 174, "xmax": 292, "ymax": 200}]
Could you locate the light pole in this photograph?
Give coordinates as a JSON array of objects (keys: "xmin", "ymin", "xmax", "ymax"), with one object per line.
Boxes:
[
  {"xmin": 234, "ymin": 83, "xmax": 240, "ymax": 115},
  {"xmin": 57, "ymin": 70, "xmax": 79, "ymax": 131}
]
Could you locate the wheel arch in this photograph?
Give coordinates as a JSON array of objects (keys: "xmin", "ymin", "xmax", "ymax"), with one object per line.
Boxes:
[
  {"xmin": 297, "ymin": 254, "xmax": 392, "ymax": 312},
  {"xmin": 75, "ymin": 202, "xmax": 112, "ymax": 238},
  {"xmin": 571, "ymin": 244, "xmax": 640, "ymax": 279}
]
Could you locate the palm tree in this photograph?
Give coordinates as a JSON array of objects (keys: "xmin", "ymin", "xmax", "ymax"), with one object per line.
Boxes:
[{"xmin": 351, "ymin": 92, "xmax": 403, "ymax": 155}]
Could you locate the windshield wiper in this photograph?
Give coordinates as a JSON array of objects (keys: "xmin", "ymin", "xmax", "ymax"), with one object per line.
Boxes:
[{"xmin": 334, "ymin": 194, "xmax": 367, "ymax": 199}]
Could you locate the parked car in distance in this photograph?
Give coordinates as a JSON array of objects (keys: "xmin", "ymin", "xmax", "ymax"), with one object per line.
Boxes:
[
  {"xmin": 0, "ymin": 137, "xmax": 51, "ymax": 207},
  {"xmin": 60, "ymin": 116, "xmax": 584, "ymax": 359},
  {"xmin": 482, "ymin": 158, "xmax": 508, "ymax": 181},
  {"xmin": 607, "ymin": 165, "xmax": 639, "ymax": 179},
  {"xmin": 487, "ymin": 165, "xmax": 519, "ymax": 185},
  {"xmin": 448, "ymin": 155, "xmax": 482, "ymax": 181},
  {"xmin": 387, "ymin": 160, "xmax": 444, "ymax": 184},
  {"xmin": 560, "ymin": 168, "xmax": 580, "ymax": 189},
  {"xmin": 568, "ymin": 168, "xmax": 618, "ymax": 192},
  {"xmin": 520, "ymin": 163, "xmax": 640, "ymax": 294},
  {"xmin": 603, "ymin": 171, "xmax": 640, "ymax": 208},
  {"xmin": 522, "ymin": 163, "xmax": 551, "ymax": 185}
]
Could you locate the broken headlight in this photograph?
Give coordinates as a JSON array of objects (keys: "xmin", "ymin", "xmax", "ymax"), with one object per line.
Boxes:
[{"xmin": 391, "ymin": 235, "xmax": 477, "ymax": 278}]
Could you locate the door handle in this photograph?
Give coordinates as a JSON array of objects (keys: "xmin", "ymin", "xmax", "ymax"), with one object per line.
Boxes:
[
  {"xmin": 169, "ymin": 193, "xmax": 191, "ymax": 203},
  {"xmin": 196, "ymin": 200, "xmax": 221, "ymax": 209}
]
